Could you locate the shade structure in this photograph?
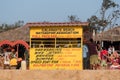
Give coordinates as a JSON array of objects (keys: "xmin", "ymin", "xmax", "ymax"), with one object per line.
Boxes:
[
  {"xmin": 94, "ymin": 26, "xmax": 120, "ymax": 41},
  {"xmin": 0, "ymin": 25, "xmax": 29, "ymax": 42}
]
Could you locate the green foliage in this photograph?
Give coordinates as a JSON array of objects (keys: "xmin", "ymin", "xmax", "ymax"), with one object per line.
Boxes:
[
  {"xmin": 0, "ymin": 20, "xmax": 24, "ymax": 33},
  {"xmin": 68, "ymin": 15, "xmax": 80, "ymax": 22},
  {"xmin": 88, "ymin": 0, "xmax": 120, "ymax": 32},
  {"xmin": 102, "ymin": 0, "xmax": 118, "ymax": 10}
]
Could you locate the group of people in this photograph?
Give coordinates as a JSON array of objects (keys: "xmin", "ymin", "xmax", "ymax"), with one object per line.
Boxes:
[
  {"xmin": 0, "ymin": 47, "xmax": 29, "ymax": 69},
  {"xmin": 83, "ymin": 38, "xmax": 120, "ymax": 70},
  {"xmin": 99, "ymin": 46, "xmax": 120, "ymax": 70},
  {"xmin": 3, "ymin": 48, "xmax": 18, "ymax": 69}
]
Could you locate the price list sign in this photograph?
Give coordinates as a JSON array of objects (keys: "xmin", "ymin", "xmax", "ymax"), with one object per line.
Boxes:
[{"xmin": 30, "ymin": 26, "xmax": 83, "ymax": 70}]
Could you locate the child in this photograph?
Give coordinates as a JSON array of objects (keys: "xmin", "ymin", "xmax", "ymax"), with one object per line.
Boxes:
[{"xmin": 110, "ymin": 58, "xmax": 120, "ymax": 70}]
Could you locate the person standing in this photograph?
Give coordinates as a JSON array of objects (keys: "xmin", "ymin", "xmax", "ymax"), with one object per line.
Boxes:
[
  {"xmin": 87, "ymin": 38, "xmax": 99, "ymax": 69},
  {"xmin": 83, "ymin": 39, "xmax": 89, "ymax": 69},
  {"xmin": 3, "ymin": 49, "xmax": 11, "ymax": 69}
]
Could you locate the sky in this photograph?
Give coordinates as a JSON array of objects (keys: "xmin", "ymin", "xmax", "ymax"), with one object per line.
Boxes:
[{"xmin": 0, "ymin": 0, "xmax": 120, "ymax": 24}]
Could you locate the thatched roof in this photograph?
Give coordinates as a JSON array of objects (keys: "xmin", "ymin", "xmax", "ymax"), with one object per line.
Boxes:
[
  {"xmin": 0, "ymin": 25, "xmax": 29, "ymax": 42},
  {"xmin": 0, "ymin": 22, "xmax": 89, "ymax": 42},
  {"xmin": 94, "ymin": 26, "xmax": 120, "ymax": 41}
]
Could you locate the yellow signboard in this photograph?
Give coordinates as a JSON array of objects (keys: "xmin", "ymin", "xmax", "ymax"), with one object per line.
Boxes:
[{"xmin": 30, "ymin": 26, "xmax": 83, "ymax": 70}]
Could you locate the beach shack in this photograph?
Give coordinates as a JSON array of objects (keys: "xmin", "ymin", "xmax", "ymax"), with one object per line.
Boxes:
[{"xmin": 28, "ymin": 22, "xmax": 88, "ymax": 70}]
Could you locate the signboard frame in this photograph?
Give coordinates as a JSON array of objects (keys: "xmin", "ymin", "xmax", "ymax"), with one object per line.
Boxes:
[{"xmin": 29, "ymin": 26, "xmax": 83, "ymax": 70}]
